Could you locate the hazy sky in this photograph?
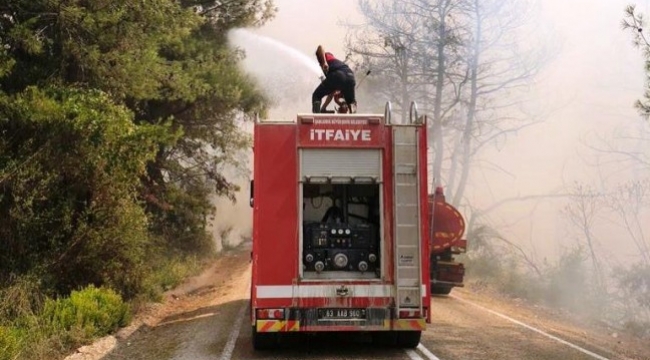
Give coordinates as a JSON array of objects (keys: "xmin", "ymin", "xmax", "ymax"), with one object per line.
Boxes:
[
  {"xmin": 252, "ymin": 1, "xmax": 359, "ymax": 62},
  {"xmin": 235, "ymin": 0, "xmax": 650, "ymax": 261}
]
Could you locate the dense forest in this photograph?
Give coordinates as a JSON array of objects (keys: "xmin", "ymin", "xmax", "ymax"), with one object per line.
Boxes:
[{"xmin": 0, "ymin": 1, "xmax": 275, "ymax": 358}]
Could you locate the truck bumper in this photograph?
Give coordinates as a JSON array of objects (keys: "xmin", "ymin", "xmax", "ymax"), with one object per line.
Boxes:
[
  {"xmin": 254, "ymin": 308, "xmax": 426, "ymax": 333},
  {"xmin": 433, "ymin": 261, "xmax": 465, "ymax": 286},
  {"xmin": 255, "ymin": 319, "xmax": 426, "ymax": 333}
]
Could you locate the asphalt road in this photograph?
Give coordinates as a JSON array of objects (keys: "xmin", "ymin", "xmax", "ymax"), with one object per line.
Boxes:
[
  {"xmin": 101, "ymin": 295, "xmax": 633, "ymax": 360},
  {"xmin": 99, "ymin": 251, "xmax": 649, "ymax": 360}
]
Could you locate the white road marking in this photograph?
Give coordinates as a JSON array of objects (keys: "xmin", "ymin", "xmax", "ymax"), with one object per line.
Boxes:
[
  {"xmin": 220, "ymin": 279, "xmax": 252, "ymax": 360},
  {"xmin": 219, "ymin": 302, "xmax": 247, "ymax": 360},
  {"xmin": 406, "ymin": 349, "xmax": 425, "ymax": 360},
  {"xmin": 417, "ymin": 343, "xmax": 442, "ymax": 360},
  {"xmin": 451, "ymin": 295, "xmax": 610, "ymax": 360}
]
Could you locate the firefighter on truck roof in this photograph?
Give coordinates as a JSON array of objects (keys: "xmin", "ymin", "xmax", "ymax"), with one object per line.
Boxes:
[
  {"xmin": 320, "ymin": 90, "xmax": 349, "ymax": 113},
  {"xmin": 312, "ymin": 45, "xmax": 357, "ymax": 114}
]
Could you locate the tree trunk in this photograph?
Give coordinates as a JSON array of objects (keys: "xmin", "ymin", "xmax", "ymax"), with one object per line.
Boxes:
[
  {"xmin": 431, "ymin": 0, "xmax": 450, "ymax": 190},
  {"xmin": 452, "ymin": 0, "xmax": 481, "ymax": 207}
]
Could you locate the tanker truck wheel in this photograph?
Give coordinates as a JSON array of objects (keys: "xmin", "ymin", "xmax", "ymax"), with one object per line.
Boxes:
[
  {"xmin": 396, "ymin": 330, "xmax": 421, "ymax": 348},
  {"xmin": 252, "ymin": 326, "xmax": 278, "ymax": 350}
]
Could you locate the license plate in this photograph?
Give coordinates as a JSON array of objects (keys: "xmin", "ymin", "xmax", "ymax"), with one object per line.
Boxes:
[{"xmin": 318, "ymin": 308, "xmax": 366, "ymax": 320}]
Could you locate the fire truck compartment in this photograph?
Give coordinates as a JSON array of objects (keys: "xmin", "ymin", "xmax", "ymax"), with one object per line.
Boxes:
[
  {"xmin": 299, "ymin": 148, "xmax": 383, "ymax": 281},
  {"xmin": 301, "ymin": 181, "xmax": 382, "ymax": 280}
]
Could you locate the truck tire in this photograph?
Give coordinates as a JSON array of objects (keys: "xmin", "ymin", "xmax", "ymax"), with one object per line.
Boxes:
[
  {"xmin": 252, "ymin": 326, "xmax": 278, "ymax": 350},
  {"xmin": 396, "ymin": 330, "xmax": 421, "ymax": 348},
  {"xmin": 371, "ymin": 331, "xmax": 398, "ymax": 347},
  {"xmin": 431, "ymin": 286, "xmax": 452, "ymax": 295}
]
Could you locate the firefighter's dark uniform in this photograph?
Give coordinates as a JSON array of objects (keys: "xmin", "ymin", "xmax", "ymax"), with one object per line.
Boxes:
[{"xmin": 312, "ymin": 53, "xmax": 356, "ymax": 113}]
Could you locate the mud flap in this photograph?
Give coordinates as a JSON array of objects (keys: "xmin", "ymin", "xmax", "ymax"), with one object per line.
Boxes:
[
  {"xmin": 396, "ymin": 331, "xmax": 421, "ymax": 348},
  {"xmin": 371, "ymin": 331, "xmax": 397, "ymax": 347},
  {"xmin": 252, "ymin": 326, "xmax": 279, "ymax": 351},
  {"xmin": 371, "ymin": 330, "xmax": 421, "ymax": 349}
]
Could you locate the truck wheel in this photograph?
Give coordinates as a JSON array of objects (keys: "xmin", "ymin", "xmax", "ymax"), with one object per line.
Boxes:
[
  {"xmin": 432, "ymin": 286, "xmax": 452, "ymax": 295},
  {"xmin": 252, "ymin": 326, "xmax": 277, "ymax": 350},
  {"xmin": 396, "ymin": 330, "xmax": 421, "ymax": 348},
  {"xmin": 371, "ymin": 331, "xmax": 398, "ymax": 347}
]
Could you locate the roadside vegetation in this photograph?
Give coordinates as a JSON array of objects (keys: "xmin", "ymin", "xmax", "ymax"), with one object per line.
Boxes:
[
  {"xmin": 345, "ymin": 0, "xmax": 650, "ymax": 340},
  {"xmin": 0, "ymin": 1, "xmax": 275, "ymax": 359},
  {"xmin": 462, "ymin": 182, "xmax": 650, "ymax": 339},
  {"xmin": 459, "ymin": 5, "xmax": 650, "ymax": 339}
]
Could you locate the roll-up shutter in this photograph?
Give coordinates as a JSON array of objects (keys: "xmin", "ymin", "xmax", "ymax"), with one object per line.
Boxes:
[{"xmin": 300, "ymin": 149, "xmax": 382, "ymax": 180}]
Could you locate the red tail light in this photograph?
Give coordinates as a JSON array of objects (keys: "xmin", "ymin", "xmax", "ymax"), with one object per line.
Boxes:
[{"xmin": 256, "ymin": 308, "xmax": 285, "ymax": 319}]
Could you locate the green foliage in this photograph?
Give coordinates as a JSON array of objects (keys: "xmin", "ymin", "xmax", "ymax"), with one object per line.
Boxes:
[
  {"xmin": 622, "ymin": 5, "xmax": 650, "ymax": 119},
  {"xmin": 147, "ymin": 185, "xmax": 215, "ymax": 255},
  {"xmin": 0, "ymin": 0, "xmax": 274, "ymax": 355},
  {"xmin": 183, "ymin": 0, "xmax": 276, "ymax": 30},
  {"xmin": 42, "ymin": 285, "xmax": 131, "ymax": 339},
  {"xmin": 2, "ymin": 0, "xmax": 199, "ymax": 98},
  {"xmin": 0, "ymin": 285, "xmax": 131, "ymax": 360},
  {"xmin": 0, "ymin": 48, "xmax": 15, "ymax": 80},
  {"xmin": 152, "ymin": 255, "xmax": 203, "ymax": 295},
  {"xmin": 0, "ymin": 275, "xmax": 44, "ymax": 323},
  {"xmin": 1, "ymin": 0, "xmax": 271, "ymax": 210},
  {"xmin": 0, "ymin": 325, "xmax": 23, "ymax": 360},
  {"xmin": 0, "ymin": 86, "xmax": 177, "ymax": 297}
]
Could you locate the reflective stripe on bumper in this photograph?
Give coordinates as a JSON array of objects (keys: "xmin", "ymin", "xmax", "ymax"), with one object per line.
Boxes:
[
  {"xmin": 393, "ymin": 318, "xmax": 426, "ymax": 330},
  {"xmin": 256, "ymin": 318, "xmax": 426, "ymax": 332},
  {"xmin": 256, "ymin": 320, "xmax": 300, "ymax": 332}
]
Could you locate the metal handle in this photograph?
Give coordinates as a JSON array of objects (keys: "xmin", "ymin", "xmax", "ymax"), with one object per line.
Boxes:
[
  {"xmin": 409, "ymin": 101, "xmax": 419, "ymax": 124},
  {"xmin": 385, "ymin": 101, "xmax": 393, "ymax": 125},
  {"xmin": 336, "ymin": 286, "xmax": 349, "ymax": 297}
]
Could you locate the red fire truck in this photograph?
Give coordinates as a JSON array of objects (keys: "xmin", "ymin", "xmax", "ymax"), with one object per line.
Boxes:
[{"xmin": 249, "ymin": 102, "xmax": 430, "ymax": 350}]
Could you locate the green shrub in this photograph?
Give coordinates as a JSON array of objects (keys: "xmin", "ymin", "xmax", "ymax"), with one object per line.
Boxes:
[
  {"xmin": 42, "ymin": 285, "xmax": 131, "ymax": 339},
  {"xmin": 136, "ymin": 253, "xmax": 204, "ymax": 304},
  {"xmin": 0, "ymin": 275, "xmax": 44, "ymax": 322},
  {"xmin": 156, "ymin": 256, "xmax": 201, "ymax": 292},
  {"xmin": 0, "ymin": 325, "xmax": 23, "ymax": 360}
]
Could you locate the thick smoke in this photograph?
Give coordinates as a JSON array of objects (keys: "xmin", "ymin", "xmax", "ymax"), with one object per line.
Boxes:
[
  {"xmin": 209, "ymin": 29, "xmax": 332, "ymax": 251},
  {"xmin": 229, "ymin": 28, "xmax": 324, "ymax": 119}
]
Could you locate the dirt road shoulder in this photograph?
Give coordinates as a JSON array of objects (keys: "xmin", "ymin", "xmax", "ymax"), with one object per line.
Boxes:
[{"xmin": 64, "ymin": 244, "xmax": 252, "ymax": 360}]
